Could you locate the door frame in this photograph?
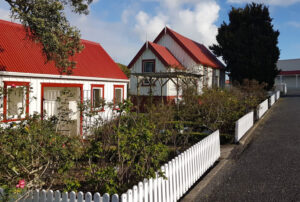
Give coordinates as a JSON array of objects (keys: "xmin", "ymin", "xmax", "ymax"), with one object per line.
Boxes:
[{"xmin": 41, "ymin": 83, "xmax": 84, "ymax": 136}]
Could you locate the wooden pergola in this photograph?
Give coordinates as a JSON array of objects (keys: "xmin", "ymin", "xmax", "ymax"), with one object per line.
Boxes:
[{"xmin": 131, "ymin": 71, "xmax": 203, "ymax": 110}]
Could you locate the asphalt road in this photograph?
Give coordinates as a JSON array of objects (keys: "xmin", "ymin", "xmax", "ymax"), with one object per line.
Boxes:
[{"xmin": 195, "ymin": 90, "xmax": 300, "ymax": 202}]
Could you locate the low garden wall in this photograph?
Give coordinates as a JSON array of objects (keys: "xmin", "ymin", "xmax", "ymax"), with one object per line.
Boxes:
[
  {"xmin": 235, "ymin": 111, "xmax": 254, "ymax": 142},
  {"xmin": 257, "ymin": 99, "xmax": 268, "ymax": 119},
  {"xmin": 269, "ymin": 94, "xmax": 275, "ymax": 107},
  {"xmin": 235, "ymin": 91, "xmax": 280, "ymax": 143}
]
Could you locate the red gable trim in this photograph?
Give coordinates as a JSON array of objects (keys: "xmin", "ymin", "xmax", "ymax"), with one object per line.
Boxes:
[
  {"xmin": 148, "ymin": 42, "xmax": 185, "ymax": 70},
  {"xmin": 128, "ymin": 42, "xmax": 184, "ymax": 70},
  {"xmin": 153, "ymin": 27, "xmax": 225, "ymax": 69},
  {"xmin": 279, "ymin": 70, "xmax": 300, "ymax": 75}
]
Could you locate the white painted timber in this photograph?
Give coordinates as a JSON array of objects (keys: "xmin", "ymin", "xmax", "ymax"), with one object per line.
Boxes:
[
  {"xmin": 257, "ymin": 99, "xmax": 268, "ymax": 119},
  {"xmin": 121, "ymin": 130, "xmax": 221, "ymax": 202},
  {"xmin": 0, "ymin": 188, "xmax": 115, "ymax": 202},
  {"xmin": 269, "ymin": 94, "xmax": 275, "ymax": 107},
  {"xmin": 276, "ymin": 91, "xmax": 280, "ymax": 100},
  {"xmin": 0, "ymin": 75, "xmax": 128, "ymax": 136},
  {"xmin": 275, "ymin": 83, "xmax": 287, "ymax": 95},
  {"xmin": 235, "ymin": 111, "xmax": 254, "ymax": 142}
]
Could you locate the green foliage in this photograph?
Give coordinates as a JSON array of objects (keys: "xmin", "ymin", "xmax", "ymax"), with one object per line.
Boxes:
[
  {"xmin": 84, "ymin": 100, "xmax": 169, "ymax": 193},
  {"xmin": 5, "ymin": 0, "xmax": 93, "ymax": 73},
  {"xmin": 199, "ymin": 88, "xmax": 246, "ymax": 135},
  {"xmin": 117, "ymin": 63, "xmax": 131, "ymax": 78},
  {"xmin": 210, "ymin": 3, "xmax": 280, "ymax": 89},
  {"xmin": 0, "ymin": 115, "xmax": 82, "ymax": 192}
]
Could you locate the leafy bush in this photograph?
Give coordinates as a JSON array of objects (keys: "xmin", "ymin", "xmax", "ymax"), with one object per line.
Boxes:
[
  {"xmin": 84, "ymin": 100, "xmax": 169, "ymax": 193},
  {"xmin": 0, "ymin": 115, "xmax": 82, "ymax": 197}
]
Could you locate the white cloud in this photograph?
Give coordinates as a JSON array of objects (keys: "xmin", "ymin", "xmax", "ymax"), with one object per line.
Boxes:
[
  {"xmin": 134, "ymin": 11, "xmax": 168, "ymax": 42},
  {"xmin": 227, "ymin": 0, "xmax": 300, "ymax": 6},
  {"xmin": 133, "ymin": 0, "xmax": 220, "ymax": 46},
  {"xmin": 67, "ymin": 11, "xmax": 140, "ymax": 65}
]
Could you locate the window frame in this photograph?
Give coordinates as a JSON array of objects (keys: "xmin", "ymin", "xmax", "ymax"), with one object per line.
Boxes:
[
  {"xmin": 3, "ymin": 81, "xmax": 30, "ymax": 122},
  {"xmin": 142, "ymin": 59, "xmax": 156, "ymax": 86},
  {"xmin": 113, "ymin": 85, "xmax": 124, "ymax": 110},
  {"xmin": 91, "ymin": 84, "xmax": 105, "ymax": 112}
]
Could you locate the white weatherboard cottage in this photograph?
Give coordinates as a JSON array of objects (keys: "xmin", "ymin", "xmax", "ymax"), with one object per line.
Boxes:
[
  {"xmin": 275, "ymin": 58, "xmax": 300, "ymax": 89},
  {"xmin": 0, "ymin": 19, "xmax": 129, "ymax": 136},
  {"xmin": 128, "ymin": 27, "xmax": 225, "ymax": 102}
]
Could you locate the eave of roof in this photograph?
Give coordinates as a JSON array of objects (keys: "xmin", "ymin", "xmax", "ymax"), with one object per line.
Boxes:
[
  {"xmin": 279, "ymin": 70, "xmax": 300, "ymax": 75},
  {"xmin": 128, "ymin": 42, "xmax": 185, "ymax": 70},
  {"xmin": 153, "ymin": 27, "xmax": 225, "ymax": 69}
]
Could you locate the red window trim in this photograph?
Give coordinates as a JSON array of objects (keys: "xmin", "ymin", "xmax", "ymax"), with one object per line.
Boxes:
[
  {"xmin": 113, "ymin": 85, "xmax": 125, "ymax": 110},
  {"xmin": 91, "ymin": 84, "xmax": 105, "ymax": 112},
  {"xmin": 41, "ymin": 83, "xmax": 84, "ymax": 137},
  {"xmin": 142, "ymin": 59, "xmax": 156, "ymax": 86},
  {"xmin": 2, "ymin": 81, "xmax": 30, "ymax": 122}
]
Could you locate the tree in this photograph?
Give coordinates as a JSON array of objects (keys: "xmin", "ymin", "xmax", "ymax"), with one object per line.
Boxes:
[
  {"xmin": 210, "ymin": 3, "xmax": 280, "ymax": 89},
  {"xmin": 117, "ymin": 63, "xmax": 131, "ymax": 78},
  {"xmin": 5, "ymin": 0, "xmax": 93, "ymax": 74}
]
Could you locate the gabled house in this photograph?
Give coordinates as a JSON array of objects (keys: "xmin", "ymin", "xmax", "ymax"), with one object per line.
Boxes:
[
  {"xmin": 0, "ymin": 19, "xmax": 129, "ymax": 136},
  {"xmin": 128, "ymin": 27, "xmax": 225, "ymax": 103},
  {"xmin": 275, "ymin": 59, "xmax": 300, "ymax": 89}
]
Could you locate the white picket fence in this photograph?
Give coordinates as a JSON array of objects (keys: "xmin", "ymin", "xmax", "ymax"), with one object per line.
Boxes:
[
  {"xmin": 0, "ymin": 189, "xmax": 118, "ymax": 202},
  {"xmin": 257, "ymin": 99, "xmax": 268, "ymax": 119},
  {"xmin": 0, "ymin": 131, "xmax": 220, "ymax": 202},
  {"xmin": 235, "ymin": 111, "xmax": 254, "ymax": 142},
  {"xmin": 120, "ymin": 130, "xmax": 221, "ymax": 202}
]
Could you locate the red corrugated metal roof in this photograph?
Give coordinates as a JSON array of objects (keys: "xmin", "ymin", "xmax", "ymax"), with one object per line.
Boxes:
[
  {"xmin": 154, "ymin": 27, "xmax": 225, "ymax": 69},
  {"xmin": 0, "ymin": 19, "xmax": 128, "ymax": 80},
  {"xmin": 128, "ymin": 42, "xmax": 184, "ymax": 70},
  {"xmin": 279, "ymin": 70, "xmax": 300, "ymax": 75},
  {"xmin": 148, "ymin": 42, "xmax": 184, "ymax": 70}
]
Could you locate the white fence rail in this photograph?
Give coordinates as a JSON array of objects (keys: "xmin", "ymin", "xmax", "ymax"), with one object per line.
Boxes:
[
  {"xmin": 257, "ymin": 99, "xmax": 268, "ymax": 119},
  {"xmin": 121, "ymin": 130, "xmax": 221, "ymax": 202},
  {"xmin": 0, "ymin": 189, "xmax": 118, "ymax": 202},
  {"xmin": 275, "ymin": 91, "xmax": 280, "ymax": 100},
  {"xmin": 275, "ymin": 83, "xmax": 287, "ymax": 95},
  {"xmin": 235, "ymin": 111, "xmax": 254, "ymax": 142},
  {"xmin": 269, "ymin": 94, "xmax": 275, "ymax": 107}
]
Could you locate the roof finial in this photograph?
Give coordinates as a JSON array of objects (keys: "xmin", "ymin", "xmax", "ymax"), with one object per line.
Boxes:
[
  {"xmin": 146, "ymin": 41, "xmax": 148, "ymax": 49},
  {"xmin": 164, "ymin": 26, "xmax": 167, "ymax": 34}
]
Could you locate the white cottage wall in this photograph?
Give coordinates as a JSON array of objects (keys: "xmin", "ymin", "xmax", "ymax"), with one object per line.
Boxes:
[
  {"xmin": 156, "ymin": 34, "xmax": 196, "ymax": 68},
  {"xmin": 129, "ymin": 48, "xmax": 169, "ymax": 96},
  {"xmin": 0, "ymin": 75, "xmax": 127, "ymax": 126}
]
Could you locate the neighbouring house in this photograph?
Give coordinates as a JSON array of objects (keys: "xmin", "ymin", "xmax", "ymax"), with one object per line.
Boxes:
[
  {"xmin": 0, "ymin": 19, "xmax": 129, "ymax": 136},
  {"xmin": 128, "ymin": 27, "xmax": 225, "ymax": 105},
  {"xmin": 275, "ymin": 59, "xmax": 300, "ymax": 89}
]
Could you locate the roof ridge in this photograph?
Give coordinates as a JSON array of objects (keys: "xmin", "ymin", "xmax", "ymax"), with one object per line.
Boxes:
[{"xmin": 0, "ymin": 19, "xmax": 99, "ymax": 45}]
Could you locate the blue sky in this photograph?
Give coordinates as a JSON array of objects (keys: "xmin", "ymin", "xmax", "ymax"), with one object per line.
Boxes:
[{"xmin": 0, "ymin": 0, "xmax": 300, "ymax": 64}]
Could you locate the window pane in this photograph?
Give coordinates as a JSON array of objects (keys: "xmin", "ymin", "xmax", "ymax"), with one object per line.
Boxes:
[
  {"xmin": 143, "ymin": 61, "xmax": 154, "ymax": 72},
  {"xmin": 93, "ymin": 88, "xmax": 103, "ymax": 108},
  {"xmin": 115, "ymin": 88, "xmax": 122, "ymax": 104},
  {"xmin": 7, "ymin": 87, "xmax": 24, "ymax": 117}
]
